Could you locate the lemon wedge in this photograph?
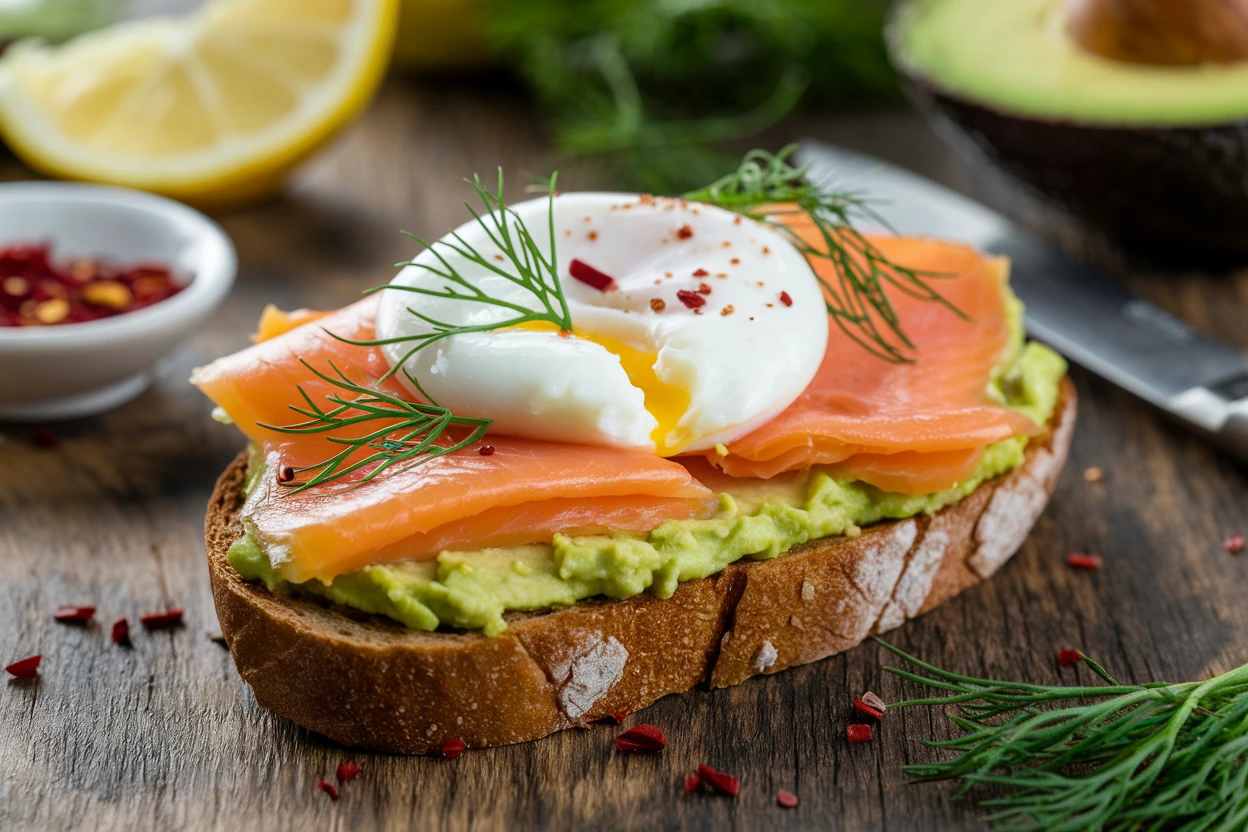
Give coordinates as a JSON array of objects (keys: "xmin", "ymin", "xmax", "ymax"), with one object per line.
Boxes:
[{"xmin": 0, "ymin": 0, "xmax": 399, "ymax": 207}]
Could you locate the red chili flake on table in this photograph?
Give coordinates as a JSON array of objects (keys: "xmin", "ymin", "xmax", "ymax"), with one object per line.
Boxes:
[
  {"xmin": 846, "ymin": 724, "xmax": 873, "ymax": 744},
  {"xmin": 697, "ymin": 283, "xmax": 712, "ymax": 295},
  {"xmin": 336, "ymin": 761, "xmax": 360, "ymax": 783},
  {"xmin": 5, "ymin": 655, "xmax": 40, "ymax": 678},
  {"xmin": 441, "ymin": 738, "xmax": 466, "ymax": 759},
  {"xmin": 140, "ymin": 609, "xmax": 184, "ymax": 630},
  {"xmin": 779, "ymin": 291, "xmax": 793, "ymax": 307},
  {"xmin": 691, "ymin": 268, "xmax": 709, "ymax": 277},
  {"xmin": 478, "ymin": 445, "xmax": 495, "ymax": 456},
  {"xmin": 1058, "ymin": 648, "xmax": 1083, "ymax": 666},
  {"xmin": 649, "ymin": 298, "xmax": 666, "ymax": 313},
  {"xmin": 569, "ymin": 258, "xmax": 618, "ymax": 292},
  {"xmin": 676, "ymin": 290, "xmax": 706, "ymax": 310},
  {"xmin": 684, "ymin": 773, "xmax": 702, "ymax": 794},
  {"xmin": 854, "ymin": 690, "xmax": 887, "ymax": 720},
  {"xmin": 316, "ymin": 779, "xmax": 339, "ymax": 801},
  {"xmin": 615, "ymin": 723, "xmax": 667, "ymax": 753},
  {"xmin": 31, "ymin": 427, "xmax": 60, "ymax": 448},
  {"xmin": 0, "ymin": 243, "xmax": 186, "ymax": 327},
  {"xmin": 53, "ymin": 605, "xmax": 96, "ymax": 625},
  {"xmin": 696, "ymin": 764, "xmax": 739, "ymax": 796},
  {"xmin": 1066, "ymin": 553, "xmax": 1103, "ymax": 570},
  {"xmin": 1226, "ymin": 535, "xmax": 1245, "ymax": 554},
  {"xmin": 111, "ymin": 618, "xmax": 131, "ymax": 646},
  {"xmin": 777, "ymin": 789, "xmax": 799, "ymax": 809},
  {"xmin": 676, "ymin": 225, "xmax": 694, "ymax": 239}
]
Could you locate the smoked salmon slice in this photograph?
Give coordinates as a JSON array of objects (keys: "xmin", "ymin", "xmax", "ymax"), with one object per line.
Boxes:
[
  {"xmin": 193, "ymin": 296, "xmax": 716, "ymax": 583},
  {"xmin": 701, "ymin": 230, "xmax": 1040, "ymax": 492}
]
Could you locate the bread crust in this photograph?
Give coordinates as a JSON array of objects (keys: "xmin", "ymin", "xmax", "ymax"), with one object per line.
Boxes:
[{"xmin": 206, "ymin": 379, "xmax": 1076, "ymax": 753}]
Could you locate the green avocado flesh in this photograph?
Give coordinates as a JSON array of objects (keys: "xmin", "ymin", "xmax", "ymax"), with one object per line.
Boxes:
[
  {"xmin": 893, "ymin": 0, "xmax": 1248, "ymax": 126},
  {"xmin": 229, "ymin": 307, "xmax": 1067, "ymax": 637}
]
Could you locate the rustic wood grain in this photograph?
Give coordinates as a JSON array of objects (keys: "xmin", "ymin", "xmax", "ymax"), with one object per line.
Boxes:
[{"xmin": 3, "ymin": 77, "xmax": 1248, "ymax": 831}]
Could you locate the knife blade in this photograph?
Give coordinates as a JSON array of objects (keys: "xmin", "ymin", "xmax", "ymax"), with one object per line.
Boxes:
[{"xmin": 797, "ymin": 141, "xmax": 1248, "ymax": 459}]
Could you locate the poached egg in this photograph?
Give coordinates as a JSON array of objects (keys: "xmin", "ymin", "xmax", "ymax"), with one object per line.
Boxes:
[{"xmin": 375, "ymin": 193, "xmax": 828, "ymax": 455}]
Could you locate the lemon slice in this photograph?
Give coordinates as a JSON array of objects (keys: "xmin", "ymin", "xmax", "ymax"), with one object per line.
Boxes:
[{"xmin": 0, "ymin": 0, "xmax": 399, "ymax": 206}]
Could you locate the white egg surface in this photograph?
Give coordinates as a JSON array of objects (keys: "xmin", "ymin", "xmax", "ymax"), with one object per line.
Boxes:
[{"xmin": 375, "ymin": 193, "xmax": 828, "ymax": 455}]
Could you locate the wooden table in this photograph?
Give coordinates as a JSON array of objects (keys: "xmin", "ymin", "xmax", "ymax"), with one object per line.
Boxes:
[{"xmin": 3, "ymin": 78, "xmax": 1247, "ymax": 831}]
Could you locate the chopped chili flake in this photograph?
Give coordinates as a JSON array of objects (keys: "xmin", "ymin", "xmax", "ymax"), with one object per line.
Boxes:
[
  {"xmin": 733, "ymin": 216, "xmax": 742, "ymax": 225},
  {"xmin": 1225, "ymin": 535, "xmax": 1245, "ymax": 554},
  {"xmin": 31, "ymin": 427, "xmax": 59, "ymax": 448},
  {"xmin": 569, "ymin": 258, "xmax": 618, "ymax": 292},
  {"xmin": 676, "ymin": 290, "xmax": 706, "ymax": 310},
  {"xmin": 721, "ymin": 241, "xmax": 731, "ymax": 247},
  {"xmin": 1058, "ymin": 648, "xmax": 1083, "ymax": 666},
  {"xmin": 779, "ymin": 291, "xmax": 793, "ymax": 307},
  {"xmin": 650, "ymin": 298, "xmax": 666, "ymax": 313},
  {"xmin": 5, "ymin": 655, "xmax": 40, "ymax": 678},
  {"xmin": 720, "ymin": 305, "xmax": 735, "ymax": 317},
  {"xmin": 762, "ymin": 246, "xmax": 770, "ymax": 255},
  {"xmin": 317, "ymin": 779, "xmax": 339, "ymax": 801},
  {"xmin": 697, "ymin": 283, "xmax": 712, "ymax": 295},
  {"xmin": 336, "ymin": 761, "xmax": 361, "ymax": 783},
  {"xmin": 111, "ymin": 618, "xmax": 131, "ymax": 646},
  {"xmin": 730, "ymin": 258, "xmax": 740, "ymax": 265},
  {"xmin": 615, "ymin": 723, "xmax": 667, "ymax": 753},
  {"xmin": 1083, "ymin": 466, "xmax": 1103, "ymax": 483},
  {"xmin": 684, "ymin": 773, "xmax": 702, "ymax": 794},
  {"xmin": 54, "ymin": 605, "xmax": 96, "ymax": 625},
  {"xmin": 861, "ymin": 690, "xmax": 886, "ymax": 713},
  {"xmin": 442, "ymin": 738, "xmax": 466, "ymax": 759},
  {"xmin": 140, "ymin": 609, "xmax": 184, "ymax": 630},
  {"xmin": 1066, "ymin": 553, "xmax": 1103, "ymax": 570},
  {"xmin": 697, "ymin": 764, "xmax": 740, "ymax": 796},
  {"xmin": 479, "ymin": 445, "xmax": 495, "ymax": 456},
  {"xmin": 777, "ymin": 789, "xmax": 799, "ymax": 808},
  {"xmin": 846, "ymin": 724, "xmax": 873, "ymax": 744},
  {"xmin": 588, "ymin": 231, "xmax": 598, "ymax": 241},
  {"xmin": 854, "ymin": 691, "xmax": 886, "ymax": 720},
  {"xmin": 692, "ymin": 268, "xmax": 709, "ymax": 277},
  {"xmin": 676, "ymin": 225, "xmax": 693, "ymax": 240}
]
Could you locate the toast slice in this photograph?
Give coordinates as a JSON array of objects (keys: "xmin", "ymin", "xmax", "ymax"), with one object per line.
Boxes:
[{"xmin": 205, "ymin": 378, "xmax": 1075, "ymax": 753}]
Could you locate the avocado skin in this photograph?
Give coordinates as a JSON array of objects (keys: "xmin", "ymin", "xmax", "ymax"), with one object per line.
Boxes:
[{"xmin": 903, "ymin": 78, "xmax": 1248, "ymax": 259}]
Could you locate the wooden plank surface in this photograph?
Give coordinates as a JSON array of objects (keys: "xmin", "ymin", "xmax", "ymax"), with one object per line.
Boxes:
[{"xmin": 2, "ymin": 77, "xmax": 1247, "ymax": 831}]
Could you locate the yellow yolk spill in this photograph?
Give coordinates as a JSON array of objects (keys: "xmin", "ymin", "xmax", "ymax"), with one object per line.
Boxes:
[{"xmin": 511, "ymin": 322, "xmax": 692, "ymax": 456}]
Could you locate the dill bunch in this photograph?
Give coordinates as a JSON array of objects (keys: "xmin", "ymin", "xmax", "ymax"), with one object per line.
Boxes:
[{"xmin": 880, "ymin": 640, "xmax": 1248, "ymax": 831}]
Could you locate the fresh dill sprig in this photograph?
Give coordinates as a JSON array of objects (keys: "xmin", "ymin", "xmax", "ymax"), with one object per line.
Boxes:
[
  {"xmin": 684, "ymin": 145, "xmax": 961, "ymax": 363},
  {"xmin": 336, "ymin": 169, "xmax": 573, "ymax": 382},
  {"xmin": 878, "ymin": 639, "xmax": 1248, "ymax": 832},
  {"xmin": 258, "ymin": 360, "xmax": 490, "ymax": 494}
]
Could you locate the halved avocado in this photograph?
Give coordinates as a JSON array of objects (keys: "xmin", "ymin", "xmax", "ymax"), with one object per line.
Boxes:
[{"xmin": 888, "ymin": 0, "xmax": 1248, "ymax": 259}]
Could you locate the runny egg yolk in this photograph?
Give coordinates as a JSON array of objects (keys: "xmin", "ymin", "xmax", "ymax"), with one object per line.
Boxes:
[{"xmin": 512, "ymin": 322, "xmax": 692, "ymax": 456}]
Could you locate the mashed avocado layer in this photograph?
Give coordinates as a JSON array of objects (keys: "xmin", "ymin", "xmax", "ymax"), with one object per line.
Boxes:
[{"xmin": 229, "ymin": 327, "xmax": 1066, "ymax": 636}]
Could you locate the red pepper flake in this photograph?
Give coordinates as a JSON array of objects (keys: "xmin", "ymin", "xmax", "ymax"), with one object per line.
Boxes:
[
  {"xmin": 853, "ymin": 690, "xmax": 887, "ymax": 720},
  {"xmin": 720, "ymin": 305, "xmax": 735, "ymax": 317},
  {"xmin": 5, "ymin": 655, "xmax": 40, "ymax": 678},
  {"xmin": 441, "ymin": 738, "xmax": 466, "ymax": 759},
  {"xmin": 53, "ymin": 605, "xmax": 96, "ymax": 625},
  {"xmin": 336, "ymin": 761, "xmax": 361, "ymax": 783},
  {"xmin": 846, "ymin": 724, "xmax": 873, "ymax": 744},
  {"xmin": 479, "ymin": 445, "xmax": 495, "ymax": 456},
  {"xmin": 676, "ymin": 290, "xmax": 706, "ymax": 310},
  {"xmin": 569, "ymin": 258, "xmax": 618, "ymax": 292},
  {"xmin": 140, "ymin": 609, "xmax": 184, "ymax": 630},
  {"xmin": 1225, "ymin": 535, "xmax": 1245, "ymax": 554},
  {"xmin": 1058, "ymin": 648, "xmax": 1083, "ymax": 666},
  {"xmin": 31, "ymin": 427, "xmax": 60, "ymax": 448},
  {"xmin": 650, "ymin": 298, "xmax": 666, "ymax": 313},
  {"xmin": 779, "ymin": 291, "xmax": 793, "ymax": 307},
  {"xmin": 697, "ymin": 283, "xmax": 712, "ymax": 295},
  {"xmin": 684, "ymin": 773, "xmax": 702, "ymax": 794},
  {"xmin": 696, "ymin": 764, "xmax": 739, "ymax": 796},
  {"xmin": 676, "ymin": 225, "xmax": 693, "ymax": 240},
  {"xmin": 588, "ymin": 231, "xmax": 598, "ymax": 241},
  {"xmin": 1066, "ymin": 553, "xmax": 1102, "ymax": 570},
  {"xmin": 777, "ymin": 789, "xmax": 799, "ymax": 809},
  {"xmin": 615, "ymin": 723, "xmax": 667, "ymax": 753},
  {"xmin": 692, "ymin": 268, "xmax": 709, "ymax": 277},
  {"xmin": 111, "ymin": 618, "xmax": 131, "ymax": 646},
  {"xmin": 317, "ymin": 779, "xmax": 339, "ymax": 801},
  {"xmin": 730, "ymin": 258, "xmax": 740, "ymax": 265}
]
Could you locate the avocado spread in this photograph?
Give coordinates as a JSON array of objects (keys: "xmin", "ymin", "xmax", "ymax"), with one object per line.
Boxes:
[
  {"xmin": 229, "ymin": 298, "xmax": 1066, "ymax": 636},
  {"xmin": 894, "ymin": 0, "xmax": 1248, "ymax": 126}
]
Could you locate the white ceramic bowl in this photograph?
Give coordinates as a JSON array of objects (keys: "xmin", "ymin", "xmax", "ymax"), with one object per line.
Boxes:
[{"xmin": 0, "ymin": 183, "xmax": 236, "ymax": 421}]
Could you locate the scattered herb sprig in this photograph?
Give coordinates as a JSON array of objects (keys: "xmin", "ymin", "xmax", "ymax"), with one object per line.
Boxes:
[
  {"xmin": 879, "ymin": 639, "xmax": 1248, "ymax": 832},
  {"xmin": 686, "ymin": 146, "xmax": 960, "ymax": 363}
]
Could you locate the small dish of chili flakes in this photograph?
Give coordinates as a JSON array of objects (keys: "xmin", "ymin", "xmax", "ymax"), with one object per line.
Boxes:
[{"xmin": 0, "ymin": 182, "xmax": 235, "ymax": 420}]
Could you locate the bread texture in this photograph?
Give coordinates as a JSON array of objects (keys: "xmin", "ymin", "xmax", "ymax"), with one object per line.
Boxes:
[{"xmin": 206, "ymin": 379, "xmax": 1075, "ymax": 753}]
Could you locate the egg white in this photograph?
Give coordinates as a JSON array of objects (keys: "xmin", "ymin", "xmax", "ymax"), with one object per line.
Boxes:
[{"xmin": 375, "ymin": 193, "xmax": 828, "ymax": 455}]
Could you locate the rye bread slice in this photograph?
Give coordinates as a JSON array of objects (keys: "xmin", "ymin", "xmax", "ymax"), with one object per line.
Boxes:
[{"xmin": 205, "ymin": 378, "xmax": 1075, "ymax": 753}]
